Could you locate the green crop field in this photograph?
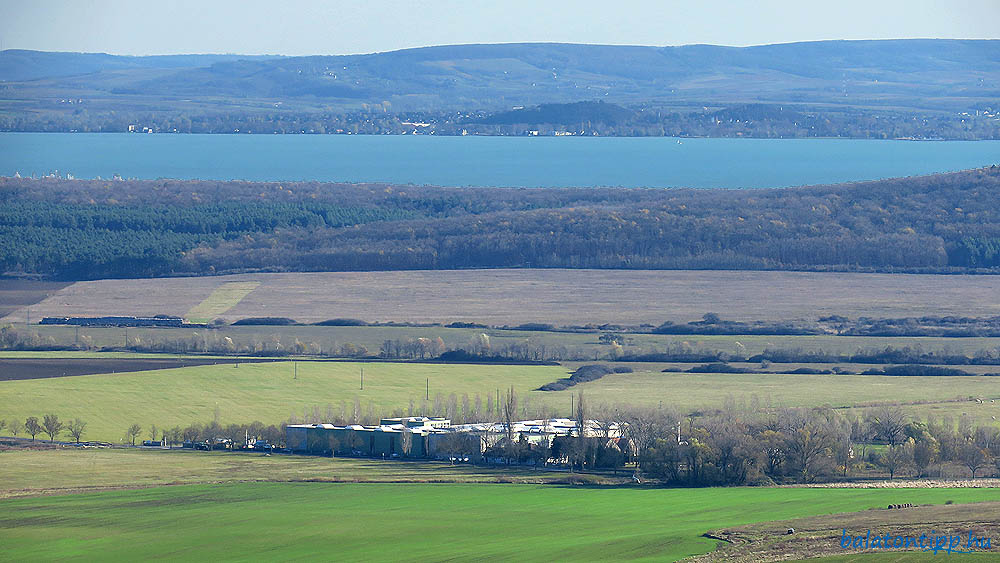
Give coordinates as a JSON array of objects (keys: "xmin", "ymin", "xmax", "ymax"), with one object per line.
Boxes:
[
  {"xmin": 3, "ymin": 359, "xmax": 1000, "ymax": 442},
  {"xmin": 0, "ymin": 482, "xmax": 997, "ymax": 561}
]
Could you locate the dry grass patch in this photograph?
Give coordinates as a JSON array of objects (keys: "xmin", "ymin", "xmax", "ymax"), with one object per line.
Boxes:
[
  {"xmin": 9, "ymin": 269, "xmax": 1000, "ymax": 325},
  {"xmin": 185, "ymin": 281, "xmax": 260, "ymax": 323},
  {"xmin": 689, "ymin": 502, "xmax": 1000, "ymax": 561}
]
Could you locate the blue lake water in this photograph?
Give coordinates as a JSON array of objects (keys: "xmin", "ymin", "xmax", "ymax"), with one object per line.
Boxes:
[{"xmin": 1, "ymin": 132, "xmax": 998, "ymax": 188}]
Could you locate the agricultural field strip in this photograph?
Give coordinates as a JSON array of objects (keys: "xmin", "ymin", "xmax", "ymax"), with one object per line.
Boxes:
[
  {"xmin": 0, "ymin": 279, "xmax": 71, "ymax": 318},
  {"xmin": 0, "ymin": 357, "xmax": 281, "ymax": 380},
  {"xmin": 0, "ymin": 449, "xmax": 585, "ymax": 499},
  {"xmin": 12, "ymin": 324, "xmax": 1000, "ymax": 362},
  {"xmin": 8, "ymin": 269, "xmax": 1000, "ymax": 325},
  {"xmin": 184, "ymin": 281, "xmax": 261, "ymax": 323},
  {"xmin": 0, "ymin": 482, "xmax": 997, "ymax": 561},
  {"xmin": 686, "ymin": 502, "xmax": 1000, "ymax": 561}
]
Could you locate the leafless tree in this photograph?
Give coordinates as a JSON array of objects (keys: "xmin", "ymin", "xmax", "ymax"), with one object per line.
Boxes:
[
  {"xmin": 399, "ymin": 430, "xmax": 413, "ymax": 457},
  {"xmin": 865, "ymin": 406, "xmax": 907, "ymax": 447},
  {"xmin": 67, "ymin": 419, "xmax": 87, "ymax": 443},
  {"xmin": 783, "ymin": 413, "xmax": 834, "ymax": 482},
  {"xmin": 913, "ymin": 439, "xmax": 939, "ymax": 477},
  {"xmin": 502, "ymin": 387, "xmax": 518, "ymax": 463},
  {"xmin": 25, "ymin": 416, "xmax": 41, "ymax": 441},
  {"xmin": 960, "ymin": 442, "xmax": 990, "ymax": 479},
  {"xmin": 182, "ymin": 424, "xmax": 201, "ymax": 443},
  {"xmin": 880, "ymin": 442, "xmax": 914, "ymax": 480},
  {"xmin": 126, "ymin": 423, "xmax": 142, "ymax": 446}
]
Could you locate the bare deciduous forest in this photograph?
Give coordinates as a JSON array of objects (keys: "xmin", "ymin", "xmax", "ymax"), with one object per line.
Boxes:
[{"xmin": 2, "ymin": 166, "xmax": 998, "ymax": 279}]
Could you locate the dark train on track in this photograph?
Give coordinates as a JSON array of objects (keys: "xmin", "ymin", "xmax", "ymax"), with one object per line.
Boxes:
[{"xmin": 39, "ymin": 315, "xmax": 186, "ymax": 327}]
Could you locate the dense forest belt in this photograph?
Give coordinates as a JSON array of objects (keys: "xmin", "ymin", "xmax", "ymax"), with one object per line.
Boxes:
[{"xmin": 1, "ymin": 167, "xmax": 999, "ymax": 280}]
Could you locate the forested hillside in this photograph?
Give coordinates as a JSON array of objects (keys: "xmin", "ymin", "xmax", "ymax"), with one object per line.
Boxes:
[
  {"xmin": 5, "ymin": 40, "xmax": 997, "ymax": 111},
  {"xmin": 1, "ymin": 167, "xmax": 999, "ymax": 279},
  {"xmin": 2, "ymin": 40, "xmax": 999, "ymax": 138}
]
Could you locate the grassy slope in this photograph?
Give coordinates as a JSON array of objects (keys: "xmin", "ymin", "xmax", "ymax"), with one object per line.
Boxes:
[
  {"xmin": 0, "ymin": 361, "xmax": 565, "ymax": 441},
  {"xmin": 3, "ymin": 360, "xmax": 1000, "ymax": 441},
  {"xmin": 0, "ymin": 483, "xmax": 998, "ymax": 561}
]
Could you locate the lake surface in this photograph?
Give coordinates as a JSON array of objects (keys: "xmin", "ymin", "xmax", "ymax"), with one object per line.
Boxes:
[{"xmin": 2, "ymin": 133, "xmax": 998, "ymax": 188}]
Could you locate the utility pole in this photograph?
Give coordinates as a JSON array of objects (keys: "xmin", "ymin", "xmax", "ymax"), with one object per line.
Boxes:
[
  {"xmin": 360, "ymin": 367, "xmax": 364, "ymax": 390},
  {"xmin": 293, "ymin": 361, "xmax": 297, "ymax": 380},
  {"xmin": 425, "ymin": 378, "xmax": 429, "ymax": 401}
]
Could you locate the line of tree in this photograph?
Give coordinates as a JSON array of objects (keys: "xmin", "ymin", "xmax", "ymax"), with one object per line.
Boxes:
[
  {"xmin": 618, "ymin": 403, "xmax": 1000, "ymax": 485},
  {"xmin": 119, "ymin": 393, "xmax": 1000, "ymax": 485},
  {"xmin": 8, "ymin": 391, "xmax": 996, "ymax": 485},
  {"xmin": 3, "ymin": 104, "xmax": 999, "ymax": 140},
  {"xmin": 2, "ymin": 414, "xmax": 87, "ymax": 443},
  {"xmin": 127, "ymin": 420, "xmax": 287, "ymax": 449},
  {"xmin": 7, "ymin": 321, "xmax": 1000, "ymax": 370}
]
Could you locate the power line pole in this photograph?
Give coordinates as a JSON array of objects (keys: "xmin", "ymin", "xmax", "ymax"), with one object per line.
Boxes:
[
  {"xmin": 425, "ymin": 377, "xmax": 429, "ymax": 401},
  {"xmin": 360, "ymin": 367, "xmax": 364, "ymax": 390}
]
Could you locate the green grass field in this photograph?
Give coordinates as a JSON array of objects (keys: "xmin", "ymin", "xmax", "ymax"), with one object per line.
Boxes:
[
  {"xmin": 574, "ymin": 370, "xmax": 1000, "ymax": 410},
  {"xmin": 4, "ymin": 359, "xmax": 1000, "ymax": 442},
  {"xmin": 0, "ymin": 361, "xmax": 566, "ymax": 442},
  {"xmin": 0, "ymin": 483, "xmax": 997, "ymax": 561}
]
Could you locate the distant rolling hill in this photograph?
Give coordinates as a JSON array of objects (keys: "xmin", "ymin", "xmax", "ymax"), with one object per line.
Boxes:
[
  {"xmin": 2, "ymin": 40, "xmax": 998, "ymax": 113},
  {"xmin": 0, "ymin": 50, "xmax": 282, "ymax": 82}
]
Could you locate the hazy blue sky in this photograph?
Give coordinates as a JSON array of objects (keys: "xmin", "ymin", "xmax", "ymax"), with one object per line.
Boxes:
[{"xmin": 2, "ymin": 0, "xmax": 998, "ymax": 55}]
